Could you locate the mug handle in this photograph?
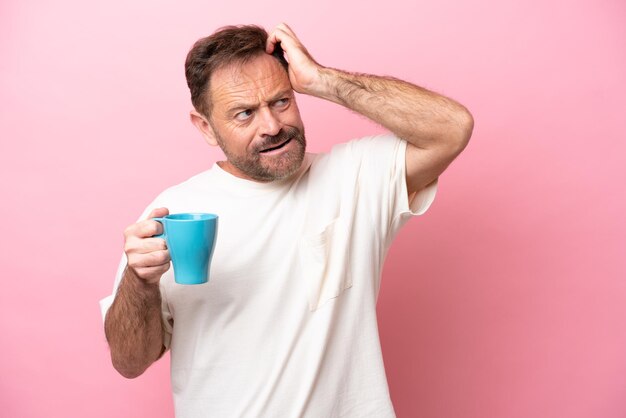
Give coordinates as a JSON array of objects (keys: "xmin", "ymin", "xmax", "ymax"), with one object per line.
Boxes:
[{"xmin": 152, "ymin": 217, "xmax": 166, "ymax": 239}]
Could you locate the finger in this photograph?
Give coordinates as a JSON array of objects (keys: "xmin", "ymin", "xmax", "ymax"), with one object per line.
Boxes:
[
  {"xmin": 127, "ymin": 237, "xmax": 168, "ymax": 255},
  {"xmin": 266, "ymin": 28, "xmax": 280, "ymax": 53},
  {"xmin": 129, "ymin": 249, "xmax": 171, "ymax": 268},
  {"xmin": 141, "ymin": 219, "xmax": 163, "ymax": 238},
  {"xmin": 267, "ymin": 28, "xmax": 297, "ymax": 56},
  {"xmin": 266, "ymin": 25, "xmax": 295, "ymax": 52},
  {"xmin": 276, "ymin": 24, "xmax": 304, "ymax": 51},
  {"xmin": 146, "ymin": 207, "xmax": 169, "ymax": 220},
  {"xmin": 124, "ymin": 236, "xmax": 162, "ymax": 256},
  {"xmin": 276, "ymin": 22, "xmax": 297, "ymax": 38},
  {"xmin": 127, "ymin": 218, "xmax": 164, "ymax": 239}
]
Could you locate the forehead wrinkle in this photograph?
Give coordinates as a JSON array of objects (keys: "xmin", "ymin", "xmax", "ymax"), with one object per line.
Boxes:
[
  {"xmin": 213, "ymin": 73, "xmax": 287, "ymax": 102},
  {"xmin": 210, "ymin": 57, "xmax": 291, "ymax": 112}
]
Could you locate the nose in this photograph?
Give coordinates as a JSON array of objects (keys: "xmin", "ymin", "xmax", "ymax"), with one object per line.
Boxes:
[{"xmin": 257, "ymin": 106, "xmax": 281, "ymax": 137}]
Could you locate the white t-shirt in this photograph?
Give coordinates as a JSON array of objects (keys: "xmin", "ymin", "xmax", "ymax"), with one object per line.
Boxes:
[{"xmin": 100, "ymin": 135, "xmax": 437, "ymax": 418}]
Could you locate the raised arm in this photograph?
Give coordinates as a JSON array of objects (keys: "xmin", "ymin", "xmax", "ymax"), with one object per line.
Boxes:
[
  {"xmin": 104, "ymin": 207, "xmax": 171, "ymax": 378},
  {"xmin": 267, "ymin": 23, "xmax": 473, "ymax": 195}
]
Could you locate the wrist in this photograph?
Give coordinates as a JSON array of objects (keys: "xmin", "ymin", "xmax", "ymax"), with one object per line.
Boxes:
[
  {"xmin": 311, "ymin": 67, "xmax": 340, "ymax": 101},
  {"xmin": 125, "ymin": 267, "xmax": 161, "ymax": 294},
  {"xmin": 313, "ymin": 67, "xmax": 363, "ymax": 107}
]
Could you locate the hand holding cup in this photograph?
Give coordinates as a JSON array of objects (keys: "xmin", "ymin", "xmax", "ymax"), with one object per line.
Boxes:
[{"xmin": 123, "ymin": 207, "xmax": 172, "ymax": 285}]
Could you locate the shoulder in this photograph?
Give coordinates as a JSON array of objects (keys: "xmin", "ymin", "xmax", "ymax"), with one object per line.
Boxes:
[
  {"xmin": 149, "ymin": 168, "xmax": 215, "ymax": 206},
  {"xmin": 304, "ymin": 134, "xmax": 406, "ymax": 190},
  {"xmin": 310, "ymin": 134, "xmax": 404, "ymax": 170},
  {"xmin": 327, "ymin": 134, "xmax": 404, "ymax": 159}
]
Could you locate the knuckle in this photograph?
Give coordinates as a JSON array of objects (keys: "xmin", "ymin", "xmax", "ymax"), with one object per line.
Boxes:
[
  {"xmin": 123, "ymin": 224, "xmax": 135, "ymax": 238},
  {"xmin": 123, "ymin": 237, "xmax": 138, "ymax": 254},
  {"xmin": 148, "ymin": 251, "xmax": 165, "ymax": 266},
  {"xmin": 152, "ymin": 251, "xmax": 165, "ymax": 265},
  {"xmin": 136, "ymin": 220, "xmax": 149, "ymax": 233},
  {"xmin": 148, "ymin": 221, "xmax": 160, "ymax": 236}
]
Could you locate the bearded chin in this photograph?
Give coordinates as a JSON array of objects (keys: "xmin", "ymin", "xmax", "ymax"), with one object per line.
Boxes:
[{"xmin": 217, "ymin": 128, "xmax": 307, "ymax": 182}]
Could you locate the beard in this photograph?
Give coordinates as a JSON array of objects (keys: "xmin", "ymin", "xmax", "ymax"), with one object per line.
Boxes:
[{"xmin": 215, "ymin": 126, "xmax": 307, "ymax": 182}]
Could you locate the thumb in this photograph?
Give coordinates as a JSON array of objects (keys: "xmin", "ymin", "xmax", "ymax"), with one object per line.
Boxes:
[{"xmin": 147, "ymin": 207, "xmax": 169, "ymax": 219}]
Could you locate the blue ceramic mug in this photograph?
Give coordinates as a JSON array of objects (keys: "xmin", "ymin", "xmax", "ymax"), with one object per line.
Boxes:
[{"xmin": 153, "ymin": 213, "xmax": 218, "ymax": 285}]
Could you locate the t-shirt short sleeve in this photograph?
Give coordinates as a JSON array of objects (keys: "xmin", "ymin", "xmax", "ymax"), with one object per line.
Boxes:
[
  {"xmin": 391, "ymin": 138, "xmax": 438, "ymax": 231},
  {"xmin": 343, "ymin": 134, "xmax": 438, "ymax": 239}
]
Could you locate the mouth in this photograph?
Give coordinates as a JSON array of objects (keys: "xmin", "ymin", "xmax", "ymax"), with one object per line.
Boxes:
[{"xmin": 259, "ymin": 137, "xmax": 292, "ymax": 154}]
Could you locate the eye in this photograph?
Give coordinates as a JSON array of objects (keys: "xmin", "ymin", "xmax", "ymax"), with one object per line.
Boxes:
[
  {"xmin": 273, "ymin": 98, "xmax": 290, "ymax": 108},
  {"xmin": 235, "ymin": 109, "xmax": 253, "ymax": 121}
]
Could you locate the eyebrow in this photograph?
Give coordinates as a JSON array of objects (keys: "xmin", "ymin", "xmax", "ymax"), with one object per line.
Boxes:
[
  {"xmin": 227, "ymin": 89, "xmax": 293, "ymax": 113},
  {"xmin": 268, "ymin": 88, "xmax": 293, "ymax": 102}
]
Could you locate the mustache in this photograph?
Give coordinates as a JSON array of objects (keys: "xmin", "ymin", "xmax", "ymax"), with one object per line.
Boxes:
[{"xmin": 256, "ymin": 127, "xmax": 303, "ymax": 152}]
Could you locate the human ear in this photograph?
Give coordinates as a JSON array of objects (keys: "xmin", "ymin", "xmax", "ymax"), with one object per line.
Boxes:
[{"xmin": 190, "ymin": 110, "xmax": 218, "ymax": 146}]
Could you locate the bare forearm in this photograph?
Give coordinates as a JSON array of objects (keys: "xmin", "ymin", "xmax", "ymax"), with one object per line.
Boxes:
[
  {"xmin": 314, "ymin": 67, "xmax": 473, "ymax": 149},
  {"xmin": 267, "ymin": 23, "xmax": 472, "ymax": 194},
  {"xmin": 104, "ymin": 267, "xmax": 165, "ymax": 378}
]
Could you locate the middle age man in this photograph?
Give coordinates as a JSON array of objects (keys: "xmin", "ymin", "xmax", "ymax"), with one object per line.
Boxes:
[{"xmin": 102, "ymin": 23, "xmax": 473, "ymax": 417}]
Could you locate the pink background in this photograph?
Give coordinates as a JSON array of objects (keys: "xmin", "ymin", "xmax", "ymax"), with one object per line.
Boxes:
[{"xmin": 1, "ymin": 0, "xmax": 625, "ymax": 417}]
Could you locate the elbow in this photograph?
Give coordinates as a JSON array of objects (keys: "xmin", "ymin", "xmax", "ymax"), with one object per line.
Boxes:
[
  {"xmin": 462, "ymin": 108, "xmax": 474, "ymax": 143},
  {"xmin": 109, "ymin": 343, "xmax": 165, "ymax": 378},
  {"xmin": 110, "ymin": 352, "xmax": 151, "ymax": 379},
  {"xmin": 453, "ymin": 107, "xmax": 474, "ymax": 153},
  {"xmin": 119, "ymin": 370, "xmax": 144, "ymax": 380},
  {"xmin": 113, "ymin": 361, "xmax": 148, "ymax": 379}
]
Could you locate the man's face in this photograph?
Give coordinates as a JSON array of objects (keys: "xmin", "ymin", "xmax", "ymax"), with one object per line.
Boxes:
[{"xmin": 206, "ymin": 53, "xmax": 306, "ymax": 182}]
